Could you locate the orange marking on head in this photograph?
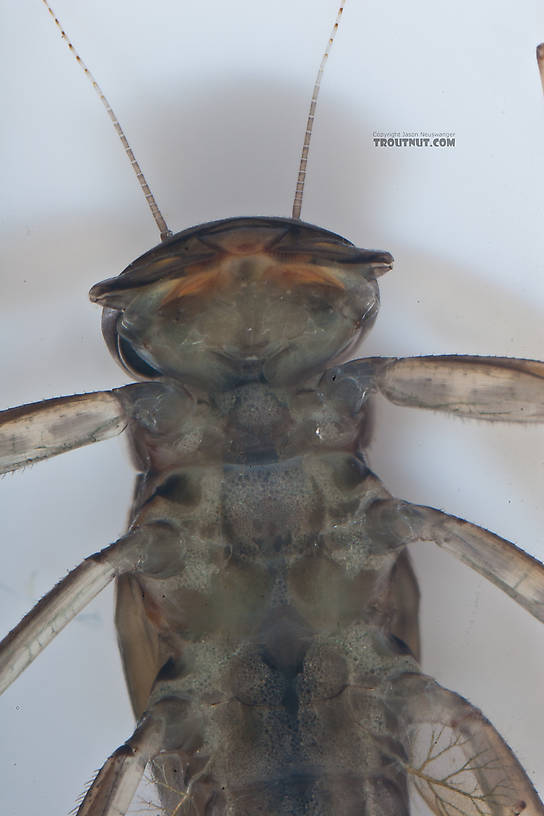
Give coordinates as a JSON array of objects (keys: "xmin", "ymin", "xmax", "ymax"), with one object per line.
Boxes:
[
  {"xmin": 151, "ymin": 255, "xmax": 182, "ymax": 270},
  {"xmin": 269, "ymin": 263, "xmax": 345, "ymax": 290},
  {"xmin": 160, "ymin": 268, "xmax": 224, "ymax": 305}
]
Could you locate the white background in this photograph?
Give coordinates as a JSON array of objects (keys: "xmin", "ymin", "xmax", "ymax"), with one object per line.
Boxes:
[{"xmin": 1, "ymin": 0, "xmax": 544, "ymax": 814}]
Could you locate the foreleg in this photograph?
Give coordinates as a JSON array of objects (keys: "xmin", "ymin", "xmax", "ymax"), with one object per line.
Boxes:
[
  {"xmin": 376, "ymin": 356, "xmax": 544, "ymax": 421},
  {"xmin": 0, "ymin": 391, "xmax": 127, "ymax": 473},
  {"xmin": 327, "ymin": 356, "xmax": 544, "ymax": 421}
]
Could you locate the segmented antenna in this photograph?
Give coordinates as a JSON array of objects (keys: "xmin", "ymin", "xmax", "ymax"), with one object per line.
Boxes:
[
  {"xmin": 292, "ymin": 2, "xmax": 347, "ymax": 220},
  {"xmin": 41, "ymin": 0, "xmax": 172, "ymax": 241},
  {"xmin": 537, "ymin": 44, "xmax": 544, "ymax": 95}
]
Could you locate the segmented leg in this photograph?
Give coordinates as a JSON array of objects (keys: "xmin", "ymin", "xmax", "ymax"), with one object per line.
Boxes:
[
  {"xmin": 329, "ymin": 355, "xmax": 544, "ymax": 421},
  {"xmin": 375, "ymin": 355, "xmax": 544, "ymax": 420},
  {"xmin": 0, "ymin": 381, "xmax": 191, "ymax": 473},
  {"xmin": 0, "ymin": 390, "xmax": 127, "ymax": 473},
  {"xmin": 367, "ymin": 499, "xmax": 544, "ymax": 621},
  {"xmin": 0, "ymin": 527, "xmax": 153, "ymax": 693},
  {"xmin": 75, "ymin": 698, "xmax": 185, "ymax": 816},
  {"xmin": 387, "ymin": 671, "xmax": 544, "ymax": 816}
]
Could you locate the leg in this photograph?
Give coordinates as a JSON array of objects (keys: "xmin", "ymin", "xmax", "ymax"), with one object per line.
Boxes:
[
  {"xmin": 329, "ymin": 356, "xmax": 544, "ymax": 422},
  {"xmin": 376, "ymin": 356, "xmax": 544, "ymax": 421},
  {"xmin": 75, "ymin": 698, "xmax": 186, "ymax": 816},
  {"xmin": 0, "ymin": 391, "xmax": 127, "ymax": 473},
  {"xmin": 367, "ymin": 499, "xmax": 544, "ymax": 622},
  {"xmin": 0, "ymin": 381, "xmax": 191, "ymax": 472},
  {"xmin": 386, "ymin": 671, "xmax": 544, "ymax": 816},
  {"xmin": 0, "ymin": 527, "xmax": 155, "ymax": 693}
]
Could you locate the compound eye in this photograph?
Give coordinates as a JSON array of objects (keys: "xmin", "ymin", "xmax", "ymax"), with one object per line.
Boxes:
[{"xmin": 118, "ymin": 335, "xmax": 162, "ymax": 380}]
